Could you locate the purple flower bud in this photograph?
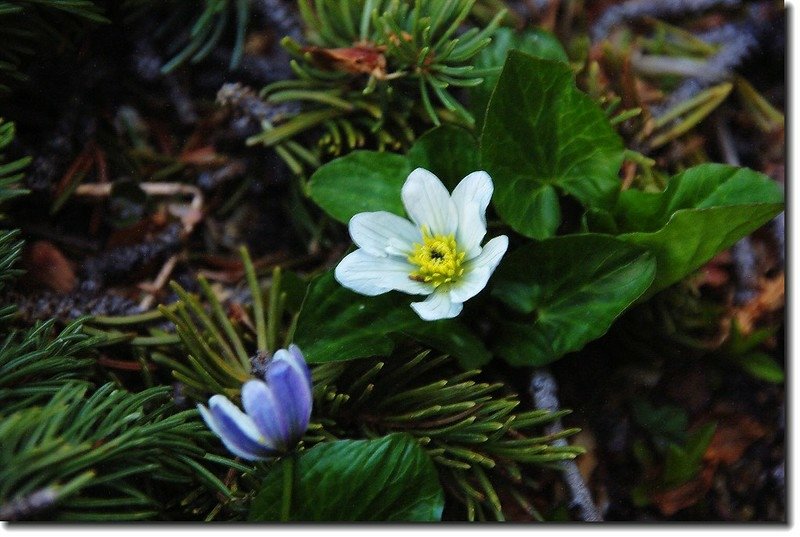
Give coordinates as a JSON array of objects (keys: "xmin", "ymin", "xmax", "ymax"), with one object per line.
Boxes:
[{"xmin": 199, "ymin": 345, "xmax": 313, "ymax": 460}]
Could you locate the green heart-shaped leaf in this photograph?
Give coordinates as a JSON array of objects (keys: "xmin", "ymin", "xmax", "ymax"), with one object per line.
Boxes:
[
  {"xmin": 614, "ymin": 163, "xmax": 783, "ymax": 296},
  {"xmin": 294, "ymin": 271, "xmax": 490, "ymax": 368},
  {"xmin": 470, "ymin": 27, "xmax": 568, "ymax": 130},
  {"xmin": 481, "ymin": 51, "xmax": 624, "ymax": 239},
  {"xmin": 492, "ymin": 234, "xmax": 655, "ymax": 366},
  {"xmin": 407, "ymin": 125, "xmax": 479, "ymax": 190},
  {"xmin": 308, "ymin": 151, "xmax": 412, "ymax": 223}
]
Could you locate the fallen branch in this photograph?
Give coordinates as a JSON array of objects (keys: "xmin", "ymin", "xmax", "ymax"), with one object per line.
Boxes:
[{"xmin": 530, "ymin": 369, "xmax": 603, "ymax": 522}]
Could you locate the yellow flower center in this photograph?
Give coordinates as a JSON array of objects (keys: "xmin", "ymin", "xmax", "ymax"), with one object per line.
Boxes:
[{"xmin": 407, "ymin": 227, "xmax": 466, "ymax": 288}]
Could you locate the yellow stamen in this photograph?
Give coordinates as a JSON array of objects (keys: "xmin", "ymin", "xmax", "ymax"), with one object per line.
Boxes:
[{"xmin": 408, "ymin": 227, "xmax": 466, "ymax": 288}]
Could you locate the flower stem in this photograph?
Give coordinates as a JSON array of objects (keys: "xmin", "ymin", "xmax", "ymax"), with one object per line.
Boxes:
[{"xmin": 280, "ymin": 455, "xmax": 295, "ymax": 522}]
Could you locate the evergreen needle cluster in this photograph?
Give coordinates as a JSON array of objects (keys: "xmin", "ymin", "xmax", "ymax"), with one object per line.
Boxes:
[
  {"xmin": 0, "ymin": 121, "xmax": 242, "ymax": 521},
  {"xmin": 0, "ymin": 1, "xmax": 108, "ymax": 93},
  {"xmin": 153, "ymin": 250, "xmax": 580, "ymax": 521},
  {"xmin": 249, "ymin": 0, "xmax": 505, "ymax": 171}
]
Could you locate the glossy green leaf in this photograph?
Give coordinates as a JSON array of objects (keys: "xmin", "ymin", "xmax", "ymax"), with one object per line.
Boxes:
[
  {"xmin": 621, "ymin": 206, "xmax": 781, "ymax": 297},
  {"xmin": 492, "ymin": 234, "xmax": 656, "ymax": 366},
  {"xmin": 407, "ymin": 125, "xmax": 479, "ymax": 190},
  {"xmin": 481, "ymin": 51, "xmax": 625, "ymax": 239},
  {"xmin": 470, "ymin": 28, "xmax": 568, "ymax": 130},
  {"xmin": 615, "ymin": 164, "xmax": 783, "ymax": 296},
  {"xmin": 308, "ymin": 150, "xmax": 412, "ymax": 223},
  {"xmin": 293, "ymin": 272, "xmax": 490, "ymax": 368},
  {"xmin": 404, "ymin": 319, "xmax": 491, "ymax": 369},
  {"xmin": 280, "ymin": 270, "xmax": 309, "ymax": 314},
  {"xmin": 249, "ymin": 434, "xmax": 444, "ymax": 521},
  {"xmin": 736, "ymin": 352, "xmax": 785, "ymax": 384},
  {"xmin": 615, "ymin": 164, "xmax": 784, "ymax": 232}
]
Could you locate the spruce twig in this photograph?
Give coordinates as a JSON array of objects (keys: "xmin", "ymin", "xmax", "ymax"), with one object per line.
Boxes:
[{"xmin": 315, "ymin": 353, "xmax": 582, "ymax": 520}]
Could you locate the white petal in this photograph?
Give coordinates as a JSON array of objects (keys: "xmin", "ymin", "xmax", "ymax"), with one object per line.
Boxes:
[
  {"xmin": 401, "ymin": 168, "xmax": 457, "ymax": 236},
  {"xmin": 465, "ymin": 235, "xmax": 509, "ymax": 273},
  {"xmin": 451, "ymin": 171, "xmax": 493, "ymax": 258},
  {"xmin": 449, "ymin": 236, "xmax": 509, "ymax": 303},
  {"xmin": 335, "ymin": 249, "xmax": 432, "ymax": 296},
  {"xmin": 454, "ymin": 201, "xmax": 485, "ymax": 260},
  {"xmin": 411, "ymin": 291, "xmax": 463, "ymax": 321},
  {"xmin": 448, "ymin": 267, "xmax": 491, "ymax": 303},
  {"xmin": 349, "ymin": 211, "xmax": 421, "ymax": 258},
  {"xmin": 452, "ymin": 171, "xmax": 493, "ymax": 213}
]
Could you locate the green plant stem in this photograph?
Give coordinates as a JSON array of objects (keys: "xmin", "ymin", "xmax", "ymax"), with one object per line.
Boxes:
[{"xmin": 280, "ymin": 455, "xmax": 295, "ymax": 522}]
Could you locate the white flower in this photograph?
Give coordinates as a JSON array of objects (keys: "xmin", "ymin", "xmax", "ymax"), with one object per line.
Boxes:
[{"xmin": 334, "ymin": 168, "xmax": 509, "ymax": 321}]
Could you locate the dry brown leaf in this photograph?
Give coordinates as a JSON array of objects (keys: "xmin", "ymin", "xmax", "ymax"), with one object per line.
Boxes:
[
  {"xmin": 304, "ymin": 45, "xmax": 388, "ymax": 77},
  {"xmin": 22, "ymin": 241, "xmax": 77, "ymax": 293},
  {"xmin": 704, "ymin": 413, "xmax": 767, "ymax": 466},
  {"xmin": 734, "ymin": 273, "xmax": 785, "ymax": 334},
  {"xmin": 179, "ymin": 146, "xmax": 222, "ymax": 166}
]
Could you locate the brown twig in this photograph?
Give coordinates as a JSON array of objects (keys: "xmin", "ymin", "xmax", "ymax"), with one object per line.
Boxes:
[
  {"xmin": 138, "ymin": 253, "xmax": 180, "ymax": 310},
  {"xmin": 74, "ymin": 181, "xmax": 204, "ymax": 235}
]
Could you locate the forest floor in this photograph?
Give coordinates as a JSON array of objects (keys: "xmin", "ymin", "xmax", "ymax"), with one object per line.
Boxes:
[{"xmin": 0, "ymin": 0, "xmax": 785, "ymax": 522}]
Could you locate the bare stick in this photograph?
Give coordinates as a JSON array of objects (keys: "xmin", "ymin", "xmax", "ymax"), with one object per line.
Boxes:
[
  {"xmin": 74, "ymin": 182, "xmax": 204, "ymax": 234},
  {"xmin": 138, "ymin": 254, "xmax": 180, "ymax": 310},
  {"xmin": 715, "ymin": 114, "xmax": 761, "ymax": 304},
  {"xmin": 530, "ymin": 369, "xmax": 603, "ymax": 522}
]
